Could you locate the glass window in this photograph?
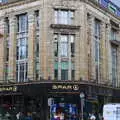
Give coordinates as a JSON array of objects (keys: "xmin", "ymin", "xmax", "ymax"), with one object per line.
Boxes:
[
  {"xmin": 111, "ymin": 46, "xmax": 117, "ymax": 86},
  {"xmin": 54, "ymin": 70, "xmax": 58, "ymax": 80},
  {"xmin": 60, "ymin": 35, "xmax": 68, "ymax": 57},
  {"xmin": 17, "ymin": 38, "xmax": 28, "ymax": 60},
  {"xmin": 70, "ymin": 35, "xmax": 75, "ymax": 57},
  {"xmin": 55, "ymin": 10, "xmax": 74, "ymax": 25},
  {"xmin": 61, "ymin": 70, "xmax": 68, "ymax": 80},
  {"xmin": 54, "ymin": 34, "xmax": 58, "ymax": 57},
  {"xmin": 18, "ymin": 14, "xmax": 28, "ymax": 32},
  {"xmin": 16, "ymin": 62, "xmax": 28, "ymax": 82},
  {"xmin": 111, "ymin": 29, "xmax": 117, "ymax": 40},
  {"xmin": 35, "ymin": 10, "xmax": 39, "ymax": 29}
]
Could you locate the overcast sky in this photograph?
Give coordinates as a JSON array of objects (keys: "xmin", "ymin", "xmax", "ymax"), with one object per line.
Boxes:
[{"xmin": 110, "ymin": 0, "xmax": 120, "ymax": 7}]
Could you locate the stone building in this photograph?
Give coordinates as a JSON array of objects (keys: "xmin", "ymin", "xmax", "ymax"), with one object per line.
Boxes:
[{"xmin": 0, "ymin": 0, "xmax": 120, "ymax": 119}]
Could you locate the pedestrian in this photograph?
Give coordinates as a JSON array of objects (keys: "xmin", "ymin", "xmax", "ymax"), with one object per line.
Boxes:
[
  {"xmin": 25, "ymin": 112, "xmax": 32, "ymax": 120},
  {"xmin": 90, "ymin": 113, "xmax": 96, "ymax": 120},
  {"xmin": 16, "ymin": 112, "xmax": 20, "ymax": 120}
]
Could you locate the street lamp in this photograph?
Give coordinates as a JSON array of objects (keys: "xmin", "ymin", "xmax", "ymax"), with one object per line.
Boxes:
[{"xmin": 80, "ymin": 92, "xmax": 85, "ymax": 120}]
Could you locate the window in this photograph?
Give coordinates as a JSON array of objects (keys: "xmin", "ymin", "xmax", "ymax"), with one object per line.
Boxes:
[
  {"xmin": 17, "ymin": 14, "xmax": 28, "ymax": 32},
  {"xmin": 61, "ymin": 70, "xmax": 68, "ymax": 80},
  {"xmin": 16, "ymin": 14, "xmax": 28, "ymax": 82},
  {"xmin": 55, "ymin": 9, "xmax": 74, "ymax": 25},
  {"xmin": 111, "ymin": 28, "xmax": 117, "ymax": 40},
  {"xmin": 94, "ymin": 19, "xmax": 101, "ymax": 81},
  {"xmin": 111, "ymin": 46, "xmax": 117, "ymax": 87},
  {"xmin": 5, "ymin": 17, "xmax": 9, "ymax": 34},
  {"xmin": 70, "ymin": 35, "xmax": 75, "ymax": 57},
  {"xmin": 16, "ymin": 38, "xmax": 28, "ymax": 60},
  {"xmin": 60, "ymin": 35, "xmax": 68, "ymax": 57},
  {"xmin": 5, "ymin": 64, "xmax": 8, "ymax": 81},
  {"xmin": 54, "ymin": 34, "xmax": 58, "ymax": 57},
  {"xmin": 16, "ymin": 62, "xmax": 27, "ymax": 82},
  {"xmin": 54, "ymin": 34, "xmax": 75, "ymax": 57},
  {"xmin": 35, "ymin": 10, "xmax": 39, "ymax": 30}
]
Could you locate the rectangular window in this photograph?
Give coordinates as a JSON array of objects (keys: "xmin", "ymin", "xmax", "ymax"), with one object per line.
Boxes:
[
  {"xmin": 35, "ymin": 10, "xmax": 39, "ymax": 30},
  {"xmin": 54, "ymin": 34, "xmax": 75, "ymax": 57},
  {"xmin": 17, "ymin": 14, "xmax": 28, "ymax": 32},
  {"xmin": 61, "ymin": 70, "xmax": 68, "ymax": 80},
  {"xmin": 111, "ymin": 46, "xmax": 117, "ymax": 86},
  {"xmin": 55, "ymin": 9, "xmax": 74, "ymax": 25},
  {"xmin": 60, "ymin": 35, "xmax": 68, "ymax": 57},
  {"xmin": 16, "ymin": 62, "xmax": 28, "ymax": 82},
  {"xmin": 70, "ymin": 35, "xmax": 75, "ymax": 57},
  {"xmin": 111, "ymin": 29, "xmax": 117, "ymax": 40},
  {"xmin": 54, "ymin": 34, "xmax": 58, "ymax": 57},
  {"xmin": 17, "ymin": 38, "xmax": 28, "ymax": 60},
  {"xmin": 5, "ymin": 17, "xmax": 9, "ymax": 34},
  {"xmin": 54, "ymin": 70, "xmax": 58, "ymax": 80}
]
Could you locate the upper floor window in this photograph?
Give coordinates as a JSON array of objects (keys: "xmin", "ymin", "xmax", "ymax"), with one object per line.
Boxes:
[
  {"xmin": 5, "ymin": 17, "xmax": 9, "ymax": 35},
  {"xmin": 16, "ymin": 38, "xmax": 28, "ymax": 60},
  {"xmin": 54, "ymin": 34, "xmax": 75, "ymax": 57},
  {"xmin": 111, "ymin": 28, "xmax": 117, "ymax": 40},
  {"xmin": 55, "ymin": 9, "xmax": 74, "ymax": 25},
  {"xmin": 111, "ymin": 45, "xmax": 117, "ymax": 87},
  {"xmin": 17, "ymin": 14, "xmax": 28, "ymax": 32},
  {"xmin": 35, "ymin": 10, "xmax": 39, "ymax": 30}
]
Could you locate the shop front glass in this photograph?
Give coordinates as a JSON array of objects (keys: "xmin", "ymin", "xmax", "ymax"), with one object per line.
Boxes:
[{"xmin": 49, "ymin": 97, "xmax": 79, "ymax": 120}]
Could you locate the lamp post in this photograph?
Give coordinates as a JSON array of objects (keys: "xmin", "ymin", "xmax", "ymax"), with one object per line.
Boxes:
[{"xmin": 80, "ymin": 92, "xmax": 85, "ymax": 120}]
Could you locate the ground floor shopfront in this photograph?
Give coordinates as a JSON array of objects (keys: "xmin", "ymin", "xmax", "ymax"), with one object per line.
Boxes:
[{"xmin": 0, "ymin": 81, "xmax": 118, "ymax": 120}]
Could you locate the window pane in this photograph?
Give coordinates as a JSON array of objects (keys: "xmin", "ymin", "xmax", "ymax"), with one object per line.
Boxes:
[
  {"xmin": 61, "ymin": 70, "xmax": 68, "ymax": 80},
  {"xmin": 60, "ymin": 35, "xmax": 68, "ymax": 57}
]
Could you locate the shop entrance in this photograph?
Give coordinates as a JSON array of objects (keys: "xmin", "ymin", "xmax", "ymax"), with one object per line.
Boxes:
[{"xmin": 48, "ymin": 94, "xmax": 80, "ymax": 120}]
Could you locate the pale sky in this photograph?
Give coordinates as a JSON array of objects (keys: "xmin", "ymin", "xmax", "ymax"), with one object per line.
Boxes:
[{"xmin": 110, "ymin": 0, "xmax": 120, "ymax": 7}]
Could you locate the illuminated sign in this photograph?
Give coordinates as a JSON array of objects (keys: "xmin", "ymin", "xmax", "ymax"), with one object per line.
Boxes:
[
  {"xmin": 52, "ymin": 84, "xmax": 79, "ymax": 91},
  {"xmin": 0, "ymin": 86, "xmax": 17, "ymax": 92}
]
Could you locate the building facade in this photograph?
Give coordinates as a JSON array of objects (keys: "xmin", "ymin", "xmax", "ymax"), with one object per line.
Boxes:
[{"xmin": 0, "ymin": 0, "xmax": 120, "ymax": 119}]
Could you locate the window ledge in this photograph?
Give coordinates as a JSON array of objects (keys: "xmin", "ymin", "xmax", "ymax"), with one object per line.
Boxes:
[
  {"xmin": 110, "ymin": 40, "xmax": 120, "ymax": 46},
  {"xmin": 50, "ymin": 24, "xmax": 80, "ymax": 30}
]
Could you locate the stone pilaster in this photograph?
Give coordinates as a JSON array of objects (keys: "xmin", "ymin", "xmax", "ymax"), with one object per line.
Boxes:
[
  {"xmin": 8, "ymin": 16, "xmax": 17, "ymax": 82},
  {"xmin": 39, "ymin": 1, "xmax": 49, "ymax": 80},
  {"xmin": 58, "ymin": 33, "xmax": 61, "ymax": 80},
  {"xmin": 28, "ymin": 11, "xmax": 36, "ymax": 80},
  {"xmin": 89, "ymin": 15, "xmax": 96, "ymax": 81},
  {"xmin": 106, "ymin": 24, "xmax": 112, "ymax": 85},
  {"xmin": 0, "ymin": 18, "xmax": 5, "ymax": 82},
  {"xmin": 100, "ymin": 22, "xmax": 107, "ymax": 84}
]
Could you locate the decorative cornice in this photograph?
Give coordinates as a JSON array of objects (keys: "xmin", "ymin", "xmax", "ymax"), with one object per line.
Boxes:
[{"xmin": 0, "ymin": 0, "xmax": 38, "ymax": 10}]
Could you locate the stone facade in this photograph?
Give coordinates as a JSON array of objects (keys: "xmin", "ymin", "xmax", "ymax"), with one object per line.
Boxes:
[{"xmin": 0, "ymin": 0, "xmax": 120, "ymax": 87}]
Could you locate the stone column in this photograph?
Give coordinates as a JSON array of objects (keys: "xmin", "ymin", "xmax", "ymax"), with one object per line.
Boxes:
[
  {"xmin": 28, "ymin": 11, "xmax": 36, "ymax": 81},
  {"xmin": 100, "ymin": 22, "xmax": 107, "ymax": 84},
  {"xmin": 0, "ymin": 18, "xmax": 5, "ymax": 82},
  {"xmin": 58, "ymin": 33, "xmax": 61, "ymax": 80},
  {"xmin": 8, "ymin": 16, "xmax": 17, "ymax": 82},
  {"xmin": 39, "ymin": 1, "xmax": 49, "ymax": 80},
  {"xmin": 106, "ymin": 24, "xmax": 112, "ymax": 85},
  {"xmin": 89, "ymin": 15, "xmax": 96, "ymax": 81}
]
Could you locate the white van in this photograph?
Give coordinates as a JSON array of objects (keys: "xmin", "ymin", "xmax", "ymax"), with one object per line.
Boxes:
[{"xmin": 103, "ymin": 103, "xmax": 120, "ymax": 120}]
